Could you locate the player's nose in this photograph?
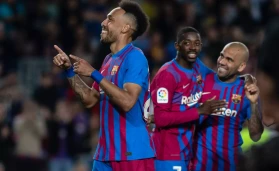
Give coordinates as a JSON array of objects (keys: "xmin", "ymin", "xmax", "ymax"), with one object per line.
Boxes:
[
  {"xmin": 189, "ymin": 43, "xmax": 196, "ymax": 50},
  {"xmin": 101, "ymin": 19, "xmax": 107, "ymax": 27},
  {"xmin": 218, "ymin": 58, "xmax": 227, "ymax": 65}
]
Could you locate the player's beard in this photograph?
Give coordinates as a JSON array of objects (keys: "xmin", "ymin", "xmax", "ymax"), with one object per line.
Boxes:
[
  {"xmin": 100, "ymin": 31, "xmax": 117, "ymax": 44},
  {"xmin": 217, "ymin": 68, "xmax": 239, "ymax": 82}
]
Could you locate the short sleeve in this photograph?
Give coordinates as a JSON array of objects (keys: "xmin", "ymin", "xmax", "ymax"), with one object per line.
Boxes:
[{"xmin": 123, "ymin": 50, "xmax": 149, "ymax": 87}]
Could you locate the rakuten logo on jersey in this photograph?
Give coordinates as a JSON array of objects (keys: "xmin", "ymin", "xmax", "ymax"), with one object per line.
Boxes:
[
  {"xmin": 212, "ymin": 108, "xmax": 238, "ymax": 117},
  {"xmin": 181, "ymin": 92, "xmax": 202, "ymax": 107}
]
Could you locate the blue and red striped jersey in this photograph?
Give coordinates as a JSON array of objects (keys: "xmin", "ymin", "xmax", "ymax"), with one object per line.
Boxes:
[
  {"xmin": 150, "ymin": 58, "xmax": 213, "ymax": 160},
  {"xmin": 191, "ymin": 73, "xmax": 252, "ymax": 171},
  {"xmin": 92, "ymin": 43, "xmax": 155, "ymax": 161}
]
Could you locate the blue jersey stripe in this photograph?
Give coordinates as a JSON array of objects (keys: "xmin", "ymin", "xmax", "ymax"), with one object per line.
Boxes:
[
  {"xmin": 224, "ymin": 86, "xmax": 235, "ymax": 171},
  {"xmin": 206, "ymin": 148, "xmax": 214, "ymax": 171},
  {"xmin": 205, "ymin": 119, "xmax": 213, "ymax": 171},
  {"xmin": 216, "ymin": 86, "xmax": 227, "ymax": 170},
  {"xmin": 233, "ymin": 85, "xmax": 244, "ymax": 170},
  {"xmin": 97, "ymin": 100, "xmax": 104, "ymax": 159},
  {"xmin": 177, "ymin": 126, "xmax": 185, "ymax": 160},
  {"xmin": 185, "ymin": 127, "xmax": 192, "ymax": 157},
  {"xmin": 223, "ymin": 86, "xmax": 234, "ymax": 170},
  {"xmin": 112, "ymin": 65, "xmax": 121, "ymax": 161},
  {"xmin": 195, "ymin": 135, "xmax": 203, "ymax": 171},
  {"xmin": 228, "ymin": 86, "xmax": 239, "ymax": 171},
  {"xmin": 98, "ymin": 97, "xmax": 105, "ymax": 160},
  {"xmin": 113, "ymin": 107, "xmax": 121, "ymax": 160},
  {"xmin": 103, "ymin": 97, "xmax": 110, "ymax": 160}
]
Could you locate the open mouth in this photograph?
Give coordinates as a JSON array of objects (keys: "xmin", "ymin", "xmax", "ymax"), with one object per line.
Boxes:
[
  {"xmin": 101, "ymin": 30, "xmax": 108, "ymax": 34},
  {"xmin": 188, "ymin": 52, "xmax": 197, "ymax": 58},
  {"xmin": 218, "ymin": 66, "xmax": 227, "ymax": 72}
]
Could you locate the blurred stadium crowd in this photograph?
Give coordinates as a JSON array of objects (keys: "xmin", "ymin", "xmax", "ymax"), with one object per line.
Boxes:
[{"xmin": 1, "ymin": 0, "xmax": 279, "ymax": 171}]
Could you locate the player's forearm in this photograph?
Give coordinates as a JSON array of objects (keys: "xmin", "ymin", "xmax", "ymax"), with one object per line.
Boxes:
[
  {"xmin": 248, "ymin": 103, "xmax": 264, "ymax": 142},
  {"xmin": 99, "ymin": 79, "xmax": 136, "ymax": 112},
  {"xmin": 154, "ymin": 107, "xmax": 199, "ymax": 128},
  {"xmin": 68, "ymin": 75, "xmax": 100, "ymax": 108}
]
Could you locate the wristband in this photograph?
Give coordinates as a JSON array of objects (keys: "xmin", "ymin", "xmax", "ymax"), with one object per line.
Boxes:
[
  {"xmin": 91, "ymin": 70, "xmax": 104, "ymax": 84},
  {"xmin": 65, "ymin": 66, "xmax": 75, "ymax": 78}
]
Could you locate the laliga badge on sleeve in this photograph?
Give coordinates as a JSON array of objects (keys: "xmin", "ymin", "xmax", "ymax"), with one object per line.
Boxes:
[{"xmin": 157, "ymin": 87, "xmax": 168, "ymax": 103}]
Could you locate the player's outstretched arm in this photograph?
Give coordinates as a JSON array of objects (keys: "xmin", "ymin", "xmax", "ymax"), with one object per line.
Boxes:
[
  {"xmin": 53, "ymin": 45, "xmax": 100, "ymax": 108},
  {"xmin": 244, "ymin": 75, "xmax": 264, "ymax": 142},
  {"xmin": 68, "ymin": 75, "xmax": 100, "ymax": 108}
]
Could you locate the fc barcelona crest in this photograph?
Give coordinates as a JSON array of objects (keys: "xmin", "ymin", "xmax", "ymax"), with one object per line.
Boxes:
[
  {"xmin": 111, "ymin": 65, "xmax": 119, "ymax": 75},
  {"xmin": 196, "ymin": 75, "xmax": 203, "ymax": 84},
  {"xmin": 232, "ymin": 94, "xmax": 241, "ymax": 104}
]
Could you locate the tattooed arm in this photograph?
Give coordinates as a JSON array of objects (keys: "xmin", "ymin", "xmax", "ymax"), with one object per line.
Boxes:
[
  {"xmin": 247, "ymin": 103, "xmax": 263, "ymax": 142},
  {"xmin": 68, "ymin": 72, "xmax": 139, "ymax": 111},
  {"xmin": 53, "ymin": 45, "xmax": 100, "ymax": 108},
  {"xmin": 244, "ymin": 75, "xmax": 263, "ymax": 142},
  {"xmin": 68, "ymin": 75, "xmax": 100, "ymax": 108},
  {"xmin": 67, "ymin": 50, "xmax": 148, "ymax": 113},
  {"xmin": 66, "ymin": 54, "xmax": 143, "ymax": 112}
]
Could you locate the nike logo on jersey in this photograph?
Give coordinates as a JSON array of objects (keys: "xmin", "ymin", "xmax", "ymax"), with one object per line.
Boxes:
[
  {"xmin": 183, "ymin": 84, "xmax": 189, "ymax": 89},
  {"xmin": 202, "ymin": 92, "xmax": 211, "ymax": 95}
]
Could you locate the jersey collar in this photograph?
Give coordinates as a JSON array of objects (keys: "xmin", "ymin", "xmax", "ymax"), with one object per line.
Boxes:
[{"xmin": 112, "ymin": 43, "xmax": 133, "ymax": 58}]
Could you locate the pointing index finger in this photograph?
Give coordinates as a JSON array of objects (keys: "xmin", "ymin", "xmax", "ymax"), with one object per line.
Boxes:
[
  {"xmin": 54, "ymin": 45, "xmax": 65, "ymax": 54},
  {"xmin": 69, "ymin": 54, "xmax": 81, "ymax": 62}
]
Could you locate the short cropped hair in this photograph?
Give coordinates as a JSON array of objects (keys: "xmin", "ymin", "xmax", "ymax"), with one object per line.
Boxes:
[
  {"xmin": 176, "ymin": 27, "xmax": 200, "ymax": 43},
  {"xmin": 119, "ymin": 0, "xmax": 150, "ymax": 40}
]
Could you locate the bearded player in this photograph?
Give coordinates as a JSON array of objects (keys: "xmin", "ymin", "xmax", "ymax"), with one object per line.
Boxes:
[
  {"xmin": 53, "ymin": 1, "xmax": 155, "ymax": 171},
  {"xmin": 191, "ymin": 42, "xmax": 264, "ymax": 171}
]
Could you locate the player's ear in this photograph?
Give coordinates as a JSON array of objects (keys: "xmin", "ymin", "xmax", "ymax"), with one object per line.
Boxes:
[
  {"xmin": 122, "ymin": 24, "xmax": 130, "ymax": 33},
  {"xmin": 237, "ymin": 62, "xmax": 246, "ymax": 73},
  {"xmin": 174, "ymin": 42, "xmax": 180, "ymax": 51}
]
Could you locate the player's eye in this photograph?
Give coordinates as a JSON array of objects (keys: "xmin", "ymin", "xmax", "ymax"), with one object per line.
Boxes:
[{"xmin": 108, "ymin": 17, "xmax": 113, "ymax": 21}]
